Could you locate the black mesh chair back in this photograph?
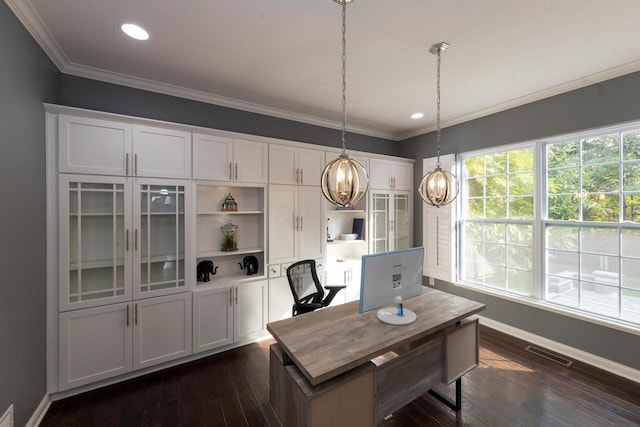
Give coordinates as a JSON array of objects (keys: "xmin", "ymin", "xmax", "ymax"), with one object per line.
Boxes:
[{"xmin": 286, "ymin": 259, "xmax": 346, "ymax": 316}]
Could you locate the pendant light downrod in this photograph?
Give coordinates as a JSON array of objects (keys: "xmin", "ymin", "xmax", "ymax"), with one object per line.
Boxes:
[
  {"xmin": 321, "ymin": 0, "xmax": 369, "ymax": 208},
  {"xmin": 419, "ymin": 42, "xmax": 459, "ymax": 208}
]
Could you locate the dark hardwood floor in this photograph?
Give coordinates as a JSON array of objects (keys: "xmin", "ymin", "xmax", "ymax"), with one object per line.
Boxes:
[{"xmin": 41, "ymin": 326, "xmax": 640, "ymax": 427}]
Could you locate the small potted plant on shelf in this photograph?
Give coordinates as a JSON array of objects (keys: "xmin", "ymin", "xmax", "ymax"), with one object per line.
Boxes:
[{"xmin": 220, "ymin": 220, "xmax": 238, "ymax": 251}]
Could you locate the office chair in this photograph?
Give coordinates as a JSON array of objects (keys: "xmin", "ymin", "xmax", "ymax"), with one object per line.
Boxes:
[{"xmin": 286, "ymin": 259, "xmax": 346, "ymax": 316}]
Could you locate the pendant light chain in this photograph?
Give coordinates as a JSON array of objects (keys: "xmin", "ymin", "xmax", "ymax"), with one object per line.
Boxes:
[
  {"xmin": 435, "ymin": 48, "xmax": 442, "ymax": 168},
  {"xmin": 340, "ymin": 1, "xmax": 347, "ymax": 154}
]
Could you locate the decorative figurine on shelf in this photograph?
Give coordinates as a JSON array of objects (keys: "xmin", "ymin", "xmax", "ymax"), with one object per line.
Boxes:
[
  {"xmin": 197, "ymin": 260, "xmax": 218, "ymax": 282},
  {"xmin": 238, "ymin": 255, "xmax": 259, "ymax": 276},
  {"xmin": 221, "ymin": 220, "xmax": 238, "ymax": 251},
  {"xmin": 222, "ymin": 193, "xmax": 238, "ymax": 211}
]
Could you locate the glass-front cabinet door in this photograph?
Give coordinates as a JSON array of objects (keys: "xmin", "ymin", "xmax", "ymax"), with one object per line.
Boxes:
[
  {"xmin": 370, "ymin": 192, "xmax": 389, "ymax": 254},
  {"xmin": 59, "ymin": 175, "xmax": 132, "ymax": 311},
  {"xmin": 393, "ymin": 193, "xmax": 410, "ymax": 250},
  {"xmin": 134, "ymin": 180, "xmax": 189, "ymax": 299}
]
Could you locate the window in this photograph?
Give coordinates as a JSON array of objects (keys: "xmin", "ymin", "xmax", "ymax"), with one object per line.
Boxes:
[
  {"xmin": 458, "ymin": 124, "xmax": 640, "ymax": 326},
  {"xmin": 460, "ymin": 146, "xmax": 535, "ymax": 296}
]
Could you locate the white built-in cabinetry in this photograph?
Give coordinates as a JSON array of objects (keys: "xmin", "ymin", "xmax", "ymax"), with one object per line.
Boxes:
[
  {"xmin": 370, "ymin": 158, "xmax": 412, "ymax": 191},
  {"xmin": 192, "ymin": 280, "xmax": 266, "ymax": 353},
  {"xmin": 269, "ymin": 145, "xmax": 325, "ymax": 186},
  {"xmin": 192, "ymin": 133, "xmax": 268, "ymax": 183},
  {"xmin": 48, "ymin": 105, "xmax": 414, "ymax": 394},
  {"xmin": 59, "ymin": 115, "xmax": 191, "ymax": 179}
]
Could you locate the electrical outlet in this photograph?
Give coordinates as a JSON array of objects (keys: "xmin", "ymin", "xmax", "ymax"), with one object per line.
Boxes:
[{"xmin": 428, "ymin": 277, "xmax": 435, "ymax": 286}]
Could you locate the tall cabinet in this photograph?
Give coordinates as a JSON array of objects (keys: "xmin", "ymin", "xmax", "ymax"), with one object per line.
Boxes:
[{"xmin": 55, "ymin": 114, "xmax": 193, "ymax": 391}]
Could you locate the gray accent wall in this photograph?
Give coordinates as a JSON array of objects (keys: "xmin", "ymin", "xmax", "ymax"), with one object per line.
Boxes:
[
  {"xmin": 399, "ymin": 71, "xmax": 640, "ymax": 370},
  {"xmin": 58, "ymin": 74, "xmax": 398, "ymax": 156},
  {"xmin": 0, "ymin": 2, "xmax": 59, "ymax": 426}
]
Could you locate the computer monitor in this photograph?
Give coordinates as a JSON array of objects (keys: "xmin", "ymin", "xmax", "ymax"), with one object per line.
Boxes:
[{"xmin": 359, "ymin": 247, "xmax": 424, "ymax": 325}]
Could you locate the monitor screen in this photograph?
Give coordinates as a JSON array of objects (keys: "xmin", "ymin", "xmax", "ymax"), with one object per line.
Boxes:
[{"xmin": 358, "ymin": 247, "xmax": 424, "ymax": 317}]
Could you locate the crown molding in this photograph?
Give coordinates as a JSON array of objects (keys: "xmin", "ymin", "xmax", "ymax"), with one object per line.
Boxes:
[{"xmin": 398, "ymin": 59, "xmax": 640, "ymax": 141}]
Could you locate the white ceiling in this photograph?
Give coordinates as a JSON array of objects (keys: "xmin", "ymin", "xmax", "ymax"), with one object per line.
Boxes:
[{"xmin": 7, "ymin": 0, "xmax": 640, "ymax": 140}]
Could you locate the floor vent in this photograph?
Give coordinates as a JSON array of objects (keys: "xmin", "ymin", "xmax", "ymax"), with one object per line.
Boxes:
[{"xmin": 525, "ymin": 345, "xmax": 573, "ymax": 367}]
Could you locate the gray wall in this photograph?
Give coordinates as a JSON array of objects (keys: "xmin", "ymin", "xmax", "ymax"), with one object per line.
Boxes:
[
  {"xmin": 58, "ymin": 74, "xmax": 398, "ymax": 156},
  {"xmin": 0, "ymin": 3, "xmax": 59, "ymax": 426},
  {"xmin": 399, "ymin": 71, "xmax": 640, "ymax": 370}
]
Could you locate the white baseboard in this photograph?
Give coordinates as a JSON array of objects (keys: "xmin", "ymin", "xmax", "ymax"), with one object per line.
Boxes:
[
  {"xmin": 26, "ymin": 395, "xmax": 50, "ymax": 427},
  {"xmin": 479, "ymin": 315, "xmax": 640, "ymax": 384}
]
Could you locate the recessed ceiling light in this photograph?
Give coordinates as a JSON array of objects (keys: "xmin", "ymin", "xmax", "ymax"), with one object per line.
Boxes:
[
  {"xmin": 410, "ymin": 113, "xmax": 424, "ymax": 119},
  {"xmin": 120, "ymin": 23, "xmax": 149, "ymax": 41}
]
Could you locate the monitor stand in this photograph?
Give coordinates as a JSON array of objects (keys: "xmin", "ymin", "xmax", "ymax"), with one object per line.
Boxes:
[{"xmin": 377, "ymin": 303, "xmax": 417, "ymax": 325}]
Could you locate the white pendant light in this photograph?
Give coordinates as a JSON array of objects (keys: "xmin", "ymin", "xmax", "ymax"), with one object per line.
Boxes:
[
  {"xmin": 321, "ymin": 0, "xmax": 369, "ymax": 209},
  {"xmin": 419, "ymin": 42, "xmax": 459, "ymax": 207}
]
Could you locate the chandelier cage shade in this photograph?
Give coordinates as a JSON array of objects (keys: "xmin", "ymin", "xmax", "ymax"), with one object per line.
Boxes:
[
  {"xmin": 321, "ymin": 154, "xmax": 369, "ymax": 208},
  {"xmin": 419, "ymin": 42, "xmax": 460, "ymax": 208},
  {"xmin": 322, "ymin": 0, "xmax": 370, "ymax": 208}
]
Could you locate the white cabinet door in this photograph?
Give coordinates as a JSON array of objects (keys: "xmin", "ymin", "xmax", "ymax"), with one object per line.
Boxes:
[
  {"xmin": 269, "ymin": 185, "xmax": 298, "ymax": 264},
  {"xmin": 235, "ymin": 280, "xmax": 266, "ymax": 341},
  {"xmin": 58, "ymin": 303, "xmax": 132, "ymax": 391},
  {"xmin": 391, "ymin": 162, "xmax": 412, "ymax": 190},
  {"xmin": 269, "ymin": 145, "xmax": 324, "ymax": 185},
  {"xmin": 369, "ymin": 190, "xmax": 411, "ymax": 254},
  {"xmin": 133, "ymin": 293, "xmax": 192, "ymax": 370},
  {"xmin": 370, "ymin": 159, "xmax": 412, "ymax": 190},
  {"xmin": 298, "ymin": 186, "xmax": 325, "ymax": 260},
  {"xmin": 132, "ymin": 125, "xmax": 191, "ymax": 179},
  {"xmin": 268, "ymin": 277, "xmax": 294, "ymax": 321},
  {"xmin": 269, "ymin": 144, "xmax": 298, "ymax": 184},
  {"xmin": 59, "ymin": 115, "xmax": 131, "ymax": 176},
  {"xmin": 192, "ymin": 133, "xmax": 233, "ymax": 181},
  {"xmin": 193, "ymin": 286, "xmax": 233, "ymax": 353},
  {"xmin": 234, "ymin": 139, "xmax": 268, "ymax": 183},
  {"xmin": 298, "ymin": 148, "xmax": 325, "ymax": 186}
]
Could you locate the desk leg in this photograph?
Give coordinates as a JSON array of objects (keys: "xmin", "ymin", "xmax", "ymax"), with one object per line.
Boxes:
[{"xmin": 428, "ymin": 378, "xmax": 462, "ymax": 411}]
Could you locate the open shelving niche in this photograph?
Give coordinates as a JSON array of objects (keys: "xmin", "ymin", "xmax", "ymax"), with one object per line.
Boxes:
[{"xmin": 194, "ymin": 182, "xmax": 266, "ymax": 286}]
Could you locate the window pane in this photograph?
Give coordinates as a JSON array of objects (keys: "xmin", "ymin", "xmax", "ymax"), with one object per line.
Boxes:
[
  {"xmin": 464, "ymin": 156, "xmax": 484, "ymax": 178},
  {"xmin": 485, "ymin": 152, "xmax": 506, "ymax": 174},
  {"xmin": 623, "ymin": 130, "xmax": 640, "ymax": 161},
  {"xmin": 464, "ymin": 221, "xmax": 483, "ymax": 241},
  {"xmin": 507, "ymin": 223, "xmax": 532, "ymax": 246},
  {"xmin": 466, "ymin": 198, "xmax": 484, "ymax": 218},
  {"xmin": 622, "ymin": 259, "xmax": 640, "ymax": 290},
  {"xmin": 486, "ymin": 243, "xmax": 506, "ymax": 265},
  {"xmin": 508, "ymin": 148, "xmax": 534, "ymax": 172},
  {"xmin": 486, "ymin": 198, "xmax": 507, "ymax": 218},
  {"xmin": 508, "ymin": 246, "xmax": 532, "ymax": 270},
  {"xmin": 622, "ymin": 289, "xmax": 640, "ymax": 323},
  {"xmin": 462, "ymin": 241, "xmax": 484, "ymax": 282},
  {"xmin": 484, "ymin": 266, "xmax": 506, "ymax": 289},
  {"xmin": 621, "ymin": 229, "xmax": 640, "ymax": 257},
  {"xmin": 623, "ymin": 162, "xmax": 640, "ymax": 191},
  {"xmin": 547, "ymin": 141, "xmax": 578, "ymax": 168},
  {"xmin": 465, "ymin": 177, "xmax": 484, "ymax": 198},
  {"xmin": 548, "ymin": 167, "xmax": 579, "ymax": 194},
  {"xmin": 486, "ymin": 175, "xmax": 506, "ymax": 196},
  {"xmin": 623, "ymin": 195, "xmax": 640, "ymax": 222},
  {"xmin": 580, "ymin": 283, "xmax": 619, "ymax": 318},
  {"xmin": 509, "ymin": 197, "xmax": 533, "ymax": 219},
  {"xmin": 507, "ymin": 269, "xmax": 533, "ymax": 295},
  {"xmin": 509, "ymin": 172, "xmax": 534, "ymax": 195},
  {"xmin": 547, "ymin": 277, "xmax": 579, "ymax": 307},
  {"xmin": 548, "ymin": 195, "xmax": 579, "ymax": 220},
  {"xmin": 547, "ymin": 226, "xmax": 579, "ymax": 251},
  {"xmin": 547, "ymin": 250, "xmax": 579, "ymax": 276},
  {"xmin": 582, "ymin": 133, "xmax": 620, "ymax": 165},
  {"xmin": 484, "ymin": 223, "xmax": 505, "ymax": 243},
  {"xmin": 580, "ymin": 228, "xmax": 618, "ymax": 255},
  {"xmin": 583, "ymin": 164, "xmax": 619, "ymax": 193},
  {"xmin": 582, "ymin": 194, "xmax": 619, "ymax": 222},
  {"xmin": 580, "ymin": 254, "xmax": 619, "ymax": 284}
]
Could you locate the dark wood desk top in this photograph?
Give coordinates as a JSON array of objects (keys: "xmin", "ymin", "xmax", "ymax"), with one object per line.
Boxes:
[{"xmin": 267, "ymin": 287, "xmax": 485, "ymax": 386}]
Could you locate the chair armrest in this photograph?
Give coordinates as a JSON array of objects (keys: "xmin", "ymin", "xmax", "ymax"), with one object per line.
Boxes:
[
  {"xmin": 324, "ymin": 285, "xmax": 347, "ymax": 290},
  {"xmin": 322, "ymin": 285, "xmax": 346, "ymax": 307}
]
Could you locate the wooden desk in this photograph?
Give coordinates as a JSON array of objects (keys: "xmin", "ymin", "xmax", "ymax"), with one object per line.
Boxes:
[{"xmin": 267, "ymin": 288, "xmax": 485, "ymax": 426}]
